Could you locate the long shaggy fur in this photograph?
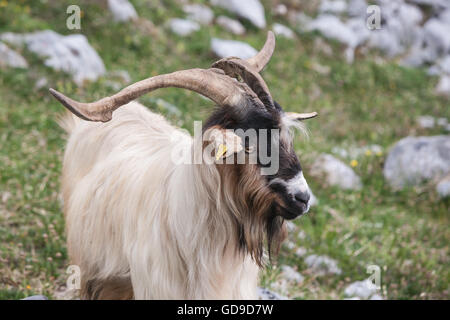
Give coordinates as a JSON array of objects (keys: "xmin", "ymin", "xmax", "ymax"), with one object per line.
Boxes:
[{"xmin": 60, "ymin": 102, "xmax": 285, "ymax": 299}]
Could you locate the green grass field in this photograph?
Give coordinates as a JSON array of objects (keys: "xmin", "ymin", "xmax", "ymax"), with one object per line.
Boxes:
[{"xmin": 0, "ymin": 0, "xmax": 448, "ymax": 299}]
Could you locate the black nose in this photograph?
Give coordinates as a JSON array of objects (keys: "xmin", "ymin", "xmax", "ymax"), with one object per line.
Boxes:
[{"xmin": 294, "ymin": 191, "xmax": 310, "ymax": 205}]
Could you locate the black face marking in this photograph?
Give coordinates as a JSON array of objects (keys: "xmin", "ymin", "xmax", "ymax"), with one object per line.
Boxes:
[{"xmin": 204, "ymin": 98, "xmax": 306, "ymax": 219}]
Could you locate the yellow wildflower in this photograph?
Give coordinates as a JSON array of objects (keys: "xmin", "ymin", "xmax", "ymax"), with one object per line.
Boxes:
[
  {"xmin": 350, "ymin": 159, "xmax": 358, "ymax": 167},
  {"xmin": 365, "ymin": 150, "xmax": 372, "ymax": 156}
]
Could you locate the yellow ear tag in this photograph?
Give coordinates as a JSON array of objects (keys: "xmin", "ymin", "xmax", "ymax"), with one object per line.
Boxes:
[{"xmin": 215, "ymin": 144, "xmax": 228, "ymax": 160}]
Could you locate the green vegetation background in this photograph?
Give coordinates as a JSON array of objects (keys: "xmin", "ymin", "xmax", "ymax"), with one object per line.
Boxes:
[{"xmin": 0, "ymin": 0, "xmax": 448, "ymax": 299}]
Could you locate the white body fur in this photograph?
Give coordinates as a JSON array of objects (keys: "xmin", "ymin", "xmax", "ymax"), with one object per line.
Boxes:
[{"xmin": 61, "ymin": 102, "xmax": 259, "ymax": 299}]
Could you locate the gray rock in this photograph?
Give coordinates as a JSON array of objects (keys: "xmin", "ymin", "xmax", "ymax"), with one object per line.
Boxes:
[
  {"xmin": 273, "ymin": 23, "xmax": 295, "ymax": 39},
  {"xmin": 281, "ymin": 265, "xmax": 304, "ymax": 283},
  {"xmin": 107, "ymin": 70, "xmax": 131, "ymax": 84},
  {"xmin": 283, "ymin": 240, "xmax": 296, "ymax": 250},
  {"xmin": 436, "ymin": 174, "xmax": 450, "ymax": 198},
  {"xmin": 107, "ymin": 0, "xmax": 138, "ymax": 22},
  {"xmin": 331, "ymin": 144, "xmax": 383, "ymax": 159},
  {"xmin": 435, "ymin": 75, "xmax": 450, "ymax": 97},
  {"xmin": 211, "ymin": 38, "xmax": 257, "ymax": 59},
  {"xmin": 290, "ymin": 12, "xmax": 313, "ymax": 32},
  {"xmin": 368, "ymin": 1, "xmax": 424, "ymax": 58},
  {"xmin": 305, "ymin": 254, "xmax": 342, "ymax": 276},
  {"xmin": 437, "ymin": 55, "xmax": 450, "ymax": 75},
  {"xmin": 319, "ymin": 0, "xmax": 348, "ymax": 14},
  {"xmin": 258, "ymin": 287, "xmax": 288, "ymax": 300},
  {"xmin": 440, "ymin": 9, "xmax": 450, "ymax": 23},
  {"xmin": 384, "ymin": 136, "xmax": 450, "ymax": 189},
  {"xmin": 183, "ymin": 4, "xmax": 214, "ymax": 25},
  {"xmin": 437, "ymin": 117, "xmax": 448, "ymax": 127},
  {"xmin": 297, "ymin": 230, "xmax": 306, "ymax": 240},
  {"xmin": 22, "ymin": 295, "xmax": 48, "ymax": 300},
  {"xmin": 344, "ymin": 279, "xmax": 378, "ymax": 299},
  {"xmin": 409, "ymin": 0, "xmax": 450, "ymax": 11},
  {"xmin": 423, "ymin": 18, "xmax": 450, "ymax": 61},
  {"xmin": 0, "ymin": 42, "xmax": 28, "ymax": 68},
  {"xmin": 295, "ymin": 247, "xmax": 308, "ymax": 257},
  {"xmin": 368, "ymin": 29, "xmax": 406, "ymax": 58},
  {"xmin": 0, "ymin": 30, "xmax": 105, "ymax": 85},
  {"xmin": 285, "ymin": 221, "xmax": 296, "ymax": 232},
  {"xmin": 167, "ymin": 18, "xmax": 200, "ymax": 36},
  {"xmin": 151, "ymin": 98, "xmax": 182, "ymax": 117},
  {"xmin": 210, "ymin": 0, "xmax": 266, "ymax": 29},
  {"xmin": 417, "ymin": 115, "xmax": 436, "ymax": 129},
  {"xmin": 347, "ymin": 0, "xmax": 368, "ymax": 17},
  {"xmin": 309, "ymin": 190, "xmax": 318, "ymax": 206},
  {"xmin": 307, "ymin": 15, "xmax": 358, "ymax": 48},
  {"xmin": 306, "ymin": 14, "xmax": 364, "ymax": 63},
  {"xmin": 34, "ymin": 77, "xmax": 48, "ymax": 90},
  {"xmin": 216, "ymin": 16, "xmax": 246, "ymax": 35},
  {"xmin": 273, "ymin": 4, "xmax": 288, "ymax": 16},
  {"xmin": 310, "ymin": 154, "xmax": 362, "ymax": 190},
  {"xmin": 281, "ymin": 265, "xmax": 304, "ymax": 284}
]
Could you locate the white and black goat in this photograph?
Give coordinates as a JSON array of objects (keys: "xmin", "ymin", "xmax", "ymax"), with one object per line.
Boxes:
[{"xmin": 50, "ymin": 32, "xmax": 317, "ymax": 299}]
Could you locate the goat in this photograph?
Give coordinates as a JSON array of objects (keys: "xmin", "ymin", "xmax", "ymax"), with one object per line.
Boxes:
[{"xmin": 50, "ymin": 32, "xmax": 317, "ymax": 299}]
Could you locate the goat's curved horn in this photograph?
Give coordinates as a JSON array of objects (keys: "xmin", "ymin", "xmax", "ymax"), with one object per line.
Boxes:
[
  {"xmin": 246, "ymin": 31, "xmax": 276, "ymax": 72},
  {"xmin": 50, "ymin": 68, "xmax": 257, "ymax": 122},
  {"xmin": 286, "ymin": 112, "xmax": 318, "ymax": 120},
  {"xmin": 212, "ymin": 58, "xmax": 273, "ymax": 107},
  {"xmin": 211, "ymin": 31, "xmax": 276, "ymax": 108}
]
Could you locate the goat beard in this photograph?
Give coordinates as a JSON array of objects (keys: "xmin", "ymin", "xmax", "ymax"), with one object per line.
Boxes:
[{"xmin": 217, "ymin": 162, "xmax": 287, "ymax": 267}]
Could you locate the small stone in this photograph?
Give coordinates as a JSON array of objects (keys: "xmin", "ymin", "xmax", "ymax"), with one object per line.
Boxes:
[
  {"xmin": 305, "ymin": 254, "xmax": 342, "ymax": 276},
  {"xmin": 22, "ymin": 295, "xmax": 48, "ymax": 300},
  {"xmin": 310, "ymin": 61, "xmax": 331, "ymax": 75},
  {"xmin": 258, "ymin": 287, "xmax": 288, "ymax": 300},
  {"xmin": 0, "ymin": 42, "xmax": 28, "ymax": 68},
  {"xmin": 281, "ymin": 265, "xmax": 304, "ymax": 284},
  {"xmin": 273, "ymin": 23, "xmax": 295, "ymax": 39},
  {"xmin": 309, "ymin": 190, "xmax": 318, "ymax": 206},
  {"xmin": 152, "ymin": 98, "xmax": 182, "ymax": 117},
  {"xmin": 211, "ymin": 38, "xmax": 257, "ymax": 59},
  {"xmin": 285, "ymin": 221, "xmax": 296, "ymax": 232},
  {"xmin": 274, "ymin": 4, "xmax": 288, "ymax": 16},
  {"xmin": 34, "ymin": 77, "xmax": 48, "ymax": 90},
  {"xmin": 417, "ymin": 115, "xmax": 436, "ymax": 129},
  {"xmin": 437, "ymin": 117, "xmax": 448, "ymax": 127},
  {"xmin": 319, "ymin": 0, "xmax": 348, "ymax": 14},
  {"xmin": 310, "ymin": 154, "xmax": 362, "ymax": 190},
  {"xmin": 384, "ymin": 136, "xmax": 450, "ymax": 189},
  {"xmin": 183, "ymin": 4, "xmax": 214, "ymax": 25},
  {"xmin": 435, "ymin": 75, "xmax": 450, "ymax": 97},
  {"xmin": 167, "ymin": 18, "xmax": 200, "ymax": 36},
  {"xmin": 107, "ymin": 0, "xmax": 138, "ymax": 23},
  {"xmin": 297, "ymin": 230, "xmax": 306, "ymax": 240},
  {"xmin": 1, "ymin": 30, "xmax": 105, "ymax": 85},
  {"xmin": 290, "ymin": 12, "xmax": 313, "ymax": 32},
  {"xmin": 216, "ymin": 16, "xmax": 246, "ymax": 35},
  {"xmin": 210, "ymin": 0, "xmax": 266, "ymax": 29},
  {"xmin": 295, "ymin": 247, "xmax": 307, "ymax": 257},
  {"xmin": 344, "ymin": 279, "xmax": 378, "ymax": 299},
  {"xmin": 108, "ymin": 70, "xmax": 131, "ymax": 84},
  {"xmin": 284, "ymin": 241, "xmax": 296, "ymax": 250},
  {"xmin": 436, "ymin": 175, "xmax": 450, "ymax": 198}
]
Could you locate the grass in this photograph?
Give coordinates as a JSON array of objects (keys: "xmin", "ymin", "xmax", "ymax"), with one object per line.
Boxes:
[{"xmin": 0, "ymin": 0, "xmax": 449, "ymax": 300}]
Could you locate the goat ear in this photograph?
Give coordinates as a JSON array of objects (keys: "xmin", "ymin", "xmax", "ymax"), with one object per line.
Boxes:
[
  {"xmin": 205, "ymin": 127, "xmax": 243, "ymax": 160},
  {"xmin": 286, "ymin": 112, "xmax": 318, "ymax": 121}
]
